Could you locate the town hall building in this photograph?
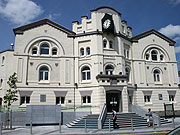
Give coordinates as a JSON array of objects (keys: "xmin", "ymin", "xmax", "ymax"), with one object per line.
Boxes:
[{"xmin": 0, "ymin": 7, "xmax": 179, "ymax": 114}]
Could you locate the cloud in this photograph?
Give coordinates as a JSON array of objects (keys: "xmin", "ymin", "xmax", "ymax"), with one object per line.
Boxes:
[
  {"xmin": 168, "ymin": 0, "xmax": 180, "ymax": 5},
  {"xmin": 159, "ymin": 24, "xmax": 180, "ymax": 37},
  {"xmin": 175, "ymin": 46, "xmax": 180, "ymax": 53},
  {"xmin": 47, "ymin": 13, "xmax": 61, "ymax": 21},
  {"xmin": 159, "ymin": 24, "xmax": 180, "ymax": 54},
  {"xmin": 0, "ymin": 0, "xmax": 43, "ymax": 25}
]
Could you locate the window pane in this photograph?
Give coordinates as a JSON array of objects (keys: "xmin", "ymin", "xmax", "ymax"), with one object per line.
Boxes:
[
  {"xmin": 40, "ymin": 44, "xmax": 49, "ymax": 55},
  {"xmin": 26, "ymin": 96, "xmax": 30, "ymax": 104},
  {"xmin": 32, "ymin": 48, "xmax": 37, "ymax": 54},
  {"xmin": 83, "ymin": 96, "xmax": 86, "ymax": 103},
  {"xmin": 87, "ymin": 48, "xmax": 90, "ymax": 55},
  {"xmin": 39, "ymin": 71, "xmax": 43, "ymax": 81},
  {"xmin": 87, "ymin": 96, "xmax": 91, "ymax": 103},
  {"xmin": 109, "ymin": 41, "xmax": 113, "ymax": 48},
  {"xmin": 20, "ymin": 96, "xmax": 25, "ymax": 105},
  {"xmin": 82, "ymin": 72, "xmax": 86, "ymax": 80},
  {"xmin": 56, "ymin": 97, "xmax": 60, "ymax": 104},
  {"xmin": 146, "ymin": 54, "xmax": 149, "ymax": 60},
  {"xmin": 80, "ymin": 48, "xmax": 84, "ymax": 56},
  {"xmin": 103, "ymin": 41, "xmax": 107, "ymax": 48},
  {"xmin": 45, "ymin": 72, "xmax": 48, "ymax": 80},
  {"xmin": 61, "ymin": 97, "xmax": 65, "ymax": 104},
  {"xmin": 52, "ymin": 49, "xmax": 57, "ymax": 55},
  {"xmin": 87, "ymin": 71, "xmax": 90, "ymax": 80},
  {"xmin": 151, "ymin": 51, "xmax": 157, "ymax": 61}
]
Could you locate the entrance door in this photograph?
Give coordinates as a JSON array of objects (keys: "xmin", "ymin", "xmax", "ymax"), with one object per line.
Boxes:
[{"xmin": 106, "ymin": 91, "xmax": 121, "ymax": 112}]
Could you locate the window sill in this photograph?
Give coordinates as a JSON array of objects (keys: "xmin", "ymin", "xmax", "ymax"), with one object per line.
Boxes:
[
  {"xmin": 38, "ymin": 81, "xmax": 50, "ymax": 84},
  {"xmin": 82, "ymin": 103, "xmax": 91, "ymax": 105},
  {"xmin": 144, "ymin": 102, "xmax": 153, "ymax": 105},
  {"xmin": 154, "ymin": 82, "xmax": 162, "ymax": 85},
  {"xmin": 103, "ymin": 48, "xmax": 115, "ymax": 51},
  {"xmin": 81, "ymin": 80, "xmax": 91, "ymax": 84}
]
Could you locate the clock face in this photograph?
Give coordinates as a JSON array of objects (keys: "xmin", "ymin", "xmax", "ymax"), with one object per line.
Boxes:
[{"xmin": 103, "ymin": 19, "xmax": 111, "ymax": 29}]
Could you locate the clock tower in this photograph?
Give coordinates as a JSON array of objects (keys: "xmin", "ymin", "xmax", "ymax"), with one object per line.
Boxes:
[{"xmin": 101, "ymin": 13, "xmax": 114, "ymax": 33}]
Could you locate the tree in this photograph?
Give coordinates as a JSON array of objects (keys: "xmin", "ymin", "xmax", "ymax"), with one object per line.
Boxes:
[
  {"xmin": 3, "ymin": 72, "xmax": 18, "ymax": 111},
  {"xmin": 3, "ymin": 73, "xmax": 18, "ymax": 129}
]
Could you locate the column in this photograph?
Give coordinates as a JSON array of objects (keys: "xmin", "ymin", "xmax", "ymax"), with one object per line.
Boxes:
[{"xmin": 122, "ymin": 86, "xmax": 128, "ymax": 112}]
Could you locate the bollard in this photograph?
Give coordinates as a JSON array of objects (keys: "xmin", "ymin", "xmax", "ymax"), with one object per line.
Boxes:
[
  {"xmin": 172, "ymin": 117, "xmax": 175, "ymax": 128},
  {"xmin": 59, "ymin": 120, "xmax": 61, "ymax": 133},
  {"xmin": 0, "ymin": 121, "xmax": 2, "ymax": 135},
  {"xmin": 85, "ymin": 119, "xmax": 87, "ymax": 133},
  {"xmin": 109, "ymin": 119, "xmax": 111, "ymax": 132},
  {"xmin": 30, "ymin": 120, "xmax": 32, "ymax": 134},
  {"xmin": 131, "ymin": 118, "xmax": 134, "ymax": 130}
]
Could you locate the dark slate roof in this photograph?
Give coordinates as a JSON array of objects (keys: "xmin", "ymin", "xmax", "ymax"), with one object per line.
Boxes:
[
  {"xmin": 91, "ymin": 6, "xmax": 121, "ymax": 16},
  {"xmin": 13, "ymin": 18, "xmax": 75, "ymax": 35},
  {"xmin": 132, "ymin": 29, "xmax": 176, "ymax": 46}
]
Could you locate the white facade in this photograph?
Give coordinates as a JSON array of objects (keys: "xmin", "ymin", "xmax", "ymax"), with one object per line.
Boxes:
[{"xmin": 0, "ymin": 7, "xmax": 179, "ymax": 114}]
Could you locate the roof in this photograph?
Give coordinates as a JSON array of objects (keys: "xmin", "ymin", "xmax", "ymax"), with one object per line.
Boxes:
[
  {"xmin": 91, "ymin": 6, "xmax": 121, "ymax": 16},
  {"xmin": 0, "ymin": 49, "xmax": 14, "ymax": 54},
  {"xmin": 132, "ymin": 29, "xmax": 176, "ymax": 46},
  {"xmin": 13, "ymin": 18, "xmax": 75, "ymax": 35}
]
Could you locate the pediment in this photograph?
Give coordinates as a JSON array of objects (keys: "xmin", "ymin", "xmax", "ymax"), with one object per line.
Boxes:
[
  {"xmin": 13, "ymin": 18, "xmax": 75, "ymax": 35},
  {"xmin": 132, "ymin": 29, "xmax": 176, "ymax": 46}
]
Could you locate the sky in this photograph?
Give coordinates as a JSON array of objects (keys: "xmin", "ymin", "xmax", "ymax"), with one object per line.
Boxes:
[{"xmin": 0, "ymin": 0, "xmax": 180, "ymax": 69}]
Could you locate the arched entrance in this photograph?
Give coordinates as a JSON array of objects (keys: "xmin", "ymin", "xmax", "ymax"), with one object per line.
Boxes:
[{"xmin": 106, "ymin": 90, "xmax": 121, "ymax": 112}]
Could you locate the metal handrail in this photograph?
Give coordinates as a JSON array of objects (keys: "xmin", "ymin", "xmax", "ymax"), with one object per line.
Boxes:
[{"xmin": 98, "ymin": 104, "xmax": 107, "ymax": 129}]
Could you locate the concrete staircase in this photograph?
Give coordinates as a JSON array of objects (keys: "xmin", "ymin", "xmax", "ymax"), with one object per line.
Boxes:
[
  {"xmin": 103, "ymin": 112, "xmax": 147, "ymax": 129},
  {"xmin": 66, "ymin": 114, "xmax": 99, "ymax": 129},
  {"xmin": 103, "ymin": 112, "xmax": 172, "ymax": 129},
  {"xmin": 66, "ymin": 112, "xmax": 172, "ymax": 129}
]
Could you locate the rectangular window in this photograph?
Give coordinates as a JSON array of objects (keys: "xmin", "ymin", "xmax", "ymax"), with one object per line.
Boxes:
[
  {"xmin": 82, "ymin": 96, "xmax": 91, "ymax": 104},
  {"xmin": 144, "ymin": 95, "xmax": 151, "ymax": 103},
  {"xmin": 40, "ymin": 94, "xmax": 46, "ymax": 102},
  {"xmin": 56, "ymin": 97, "xmax": 65, "ymax": 104},
  {"xmin": 169, "ymin": 95, "xmax": 175, "ymax": 102},
  {"xmin": 20, "ymin": 96, "xmax": 30, "ymax": 105}
]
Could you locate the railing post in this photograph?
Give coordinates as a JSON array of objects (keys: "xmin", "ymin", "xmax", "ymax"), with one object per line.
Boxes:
[
  {"xmin": 85, "ymin": 119, "xmax": 87, "ymax": 133},
  {"xmin": 30, "ymin": 120, "xmax": 32, "ymax": 134},
  {"xmin": 172, "ymin": 117, "xmax": 175, "ymax": 128},
  {"xmin": 59, "ymin": 120, "xmax": 61, "ymax": 133},
  {"xmin": 131, "ymin": 118, "xmax": 134, "ymax": 130},
  {"xmin": 0, "ymin": 121, "xmax": 2, "ymax": 135},
  {"xmin": 109, "ymin": 119, "xmax": 111, "ymax": 132},
  {"xmin": 153, "ymin": 118, "xmax": 155, "ymax": 129}
]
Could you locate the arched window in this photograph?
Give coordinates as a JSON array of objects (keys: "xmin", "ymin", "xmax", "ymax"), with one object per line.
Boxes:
[
  {"xmin": 80, "ymin": 48, "xmax": 84, "ymax": 56},
  {"xmin": 146, "ymin": 54, "xmax": 149, "ymax": 60},
  {"xmin": 109, "ymin": 41, "xmax": 113, "ymax": 49},
  {"xmin": 52, "ymin": 48, "xmax": 57, "ymax": 55},
  {"xmin": 81, "ymin": 66, "xmax": 91, "ymax": 80},
  {"xmin": 32, "ymin": 47, "xmax": 37, "ymax": 55},
  {"xmin": 86, "ymin": 47, "xmax": 90, "ymax": 55},
  {"xmin": 151, "ymin": 50, "xmax": 158, "ymax": 61},
  {"xmin": 160, "ymin": 55, "xmax": 164, "ymax": 61},
  {"xmin": 153, "ymin": 69, "xmax": 160, "ymax": 82},
  {"xmin": 105, "ymin": 65, "xmax": 114, "ymax": 75},
  {"xmin": 103, "ymin": 40, "xmax": 107, "ymax": 48},
  {"xmin": 39, "ymin": 66, "xmax": 49, "ymax": 81},
  {"xmin": 125, "ymin": 68, "xmax": 130, "ymax": 82},
  {"xmin": 40, "ymin": 43, "xmax": 49, "ymax": 55}
]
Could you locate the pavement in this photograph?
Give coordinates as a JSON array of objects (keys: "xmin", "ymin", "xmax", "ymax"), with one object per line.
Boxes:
[{"xmin": 2, "ymin": 118, "xmax": 180, "ymax": 135}]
